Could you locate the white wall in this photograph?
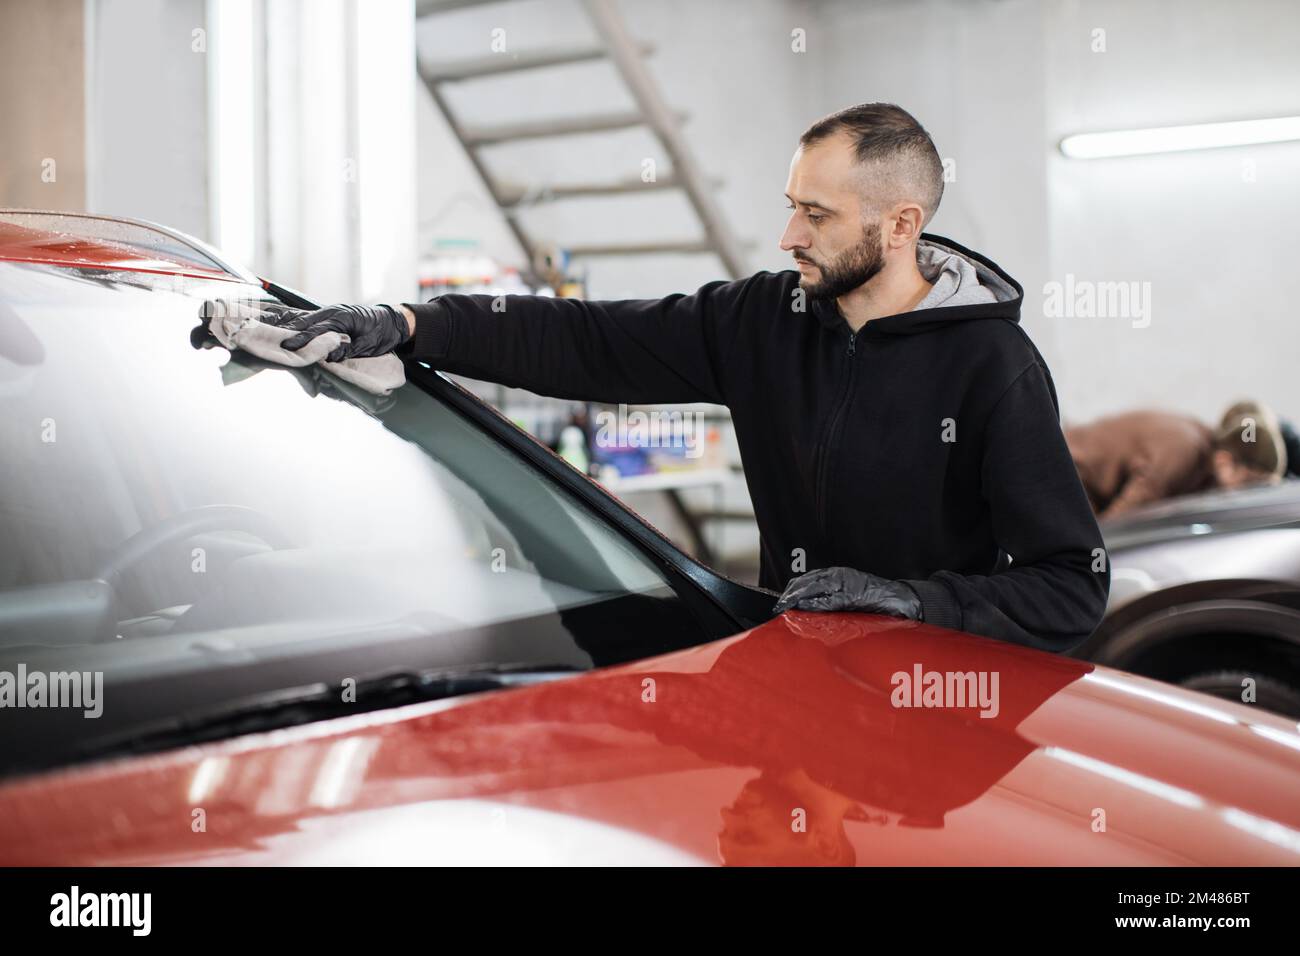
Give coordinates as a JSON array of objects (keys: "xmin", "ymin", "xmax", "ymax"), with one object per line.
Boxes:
[
  {"xmin": 87, "ymin": 0, "xmax": 210, "ymax": 238},
  {"xmin": 78, "ymin": 0, "xmax": 417, "ymax": 304},
  {"xmin": 1044, "ymin": 0, "xmax": 1300, "ymax": 425}
]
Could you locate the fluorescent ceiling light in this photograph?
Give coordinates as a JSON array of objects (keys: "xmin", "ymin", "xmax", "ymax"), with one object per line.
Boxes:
[{"xmin": 1060, "ymin": 116, "xmax": 1300, "ymax": 159}]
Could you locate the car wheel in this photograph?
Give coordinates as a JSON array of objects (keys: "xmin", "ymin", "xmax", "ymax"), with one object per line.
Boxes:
[{"xmin": 1179, "ymin": 669, "xmax": 1300, "ymax": 718}]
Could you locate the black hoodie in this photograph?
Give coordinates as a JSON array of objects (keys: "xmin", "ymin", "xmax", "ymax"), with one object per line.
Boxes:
[{"xmin": 401, "ymin": 234, "xmax": 1110, "ymax": 652}]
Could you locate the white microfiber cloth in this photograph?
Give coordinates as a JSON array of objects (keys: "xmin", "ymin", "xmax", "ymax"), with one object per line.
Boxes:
[{"xmin": 203, "ymin": 299, "xmax": 406, "ymax": 396}]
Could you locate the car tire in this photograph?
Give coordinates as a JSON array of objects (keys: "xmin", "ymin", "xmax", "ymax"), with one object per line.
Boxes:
[{"xmin": 1179, "ymin": 669, "xmax": 1300, "ymax": 718}]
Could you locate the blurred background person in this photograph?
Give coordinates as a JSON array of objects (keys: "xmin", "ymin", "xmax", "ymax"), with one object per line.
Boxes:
[{"xmin": 1066, "ymin": 400, "xmax": 1289, "ymax": 520}]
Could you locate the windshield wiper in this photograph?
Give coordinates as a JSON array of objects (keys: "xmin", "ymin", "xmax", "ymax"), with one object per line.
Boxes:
[
  {"xmin": 259, "ymin": 278, "xmax": 318, "ymax": 310},
  {"xmin": 79, "ymin": 663, "xmax": 582, "ymax": 763}
]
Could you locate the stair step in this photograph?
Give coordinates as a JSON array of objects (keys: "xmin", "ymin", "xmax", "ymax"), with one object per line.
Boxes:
[
  {"xmin": 498, "ymin": 175, "xmax": 682, "ymax": 207},
  {"xmin": 462, "ymin": 110, "xmax": 667, "ymax": 146},
  {"xmin": 416, "ymin": 0, "xmax": 510, "ymax": 16},
  {"xmin": 422, "ymin": 42, "xmax": 652, "ymax": 83},
  {"xmin": 565, "ymin": 240, "xmax": 715, "ymax": 257},
  {"xmin": 699, "ymin": 511, "xmax": 757, "ymax": 523}
]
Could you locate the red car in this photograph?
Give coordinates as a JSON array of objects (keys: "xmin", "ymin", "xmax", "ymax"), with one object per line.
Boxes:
[{"xmin": 1, "ymin": 210, "xmax": 1298, "ymax": 866}]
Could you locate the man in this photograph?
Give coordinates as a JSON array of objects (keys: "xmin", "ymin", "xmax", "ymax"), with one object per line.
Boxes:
[
  {"xmin": 252, "ymin": 103, "xmax": 1109, "ymax": 652},
  {"xmin": 1066, "ymin": 401, "xmax": 1289, "ymax": 520}
]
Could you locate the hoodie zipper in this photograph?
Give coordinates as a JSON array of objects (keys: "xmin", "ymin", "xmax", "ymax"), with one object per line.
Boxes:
[{"xmin": 813, "ymin": 328, "xmax": 860, "ymax": 539}]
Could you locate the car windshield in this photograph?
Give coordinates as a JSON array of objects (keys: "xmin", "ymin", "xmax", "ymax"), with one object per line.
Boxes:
[{"xmin": 0, "ymin": 259, "xmax": 708, "ymax": 776}]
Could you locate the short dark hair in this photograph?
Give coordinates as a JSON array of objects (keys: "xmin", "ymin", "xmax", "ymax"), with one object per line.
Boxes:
[{"xmin": 800, "ymin": 103, "xmax": 945, "ymax": 225}]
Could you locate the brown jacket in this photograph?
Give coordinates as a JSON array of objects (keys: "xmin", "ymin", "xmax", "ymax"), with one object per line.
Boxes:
[{"xmin": 1065, "ymin": 410, "xmax": 1216, "ymax": 520}]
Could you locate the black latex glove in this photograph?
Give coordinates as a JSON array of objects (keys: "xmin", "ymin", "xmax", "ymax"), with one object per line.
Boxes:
[
  {"xmin": 258, "ymin": 303, "xmax": 410, "ymax": 363},
  {"xmin": 772, "ymin": 567, "xmax": 924, "ymax": 619}
]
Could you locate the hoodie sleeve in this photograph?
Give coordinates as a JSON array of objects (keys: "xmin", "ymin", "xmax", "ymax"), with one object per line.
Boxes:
[
  {"xmin": 903, "ymin": 361, "xmax": 1111, "ymax": 653},
  {"xmin": 398, "ymin": 278, "xmax": 754, "ymax": 405}
]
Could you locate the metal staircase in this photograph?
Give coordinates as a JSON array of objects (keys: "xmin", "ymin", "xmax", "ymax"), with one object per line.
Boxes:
[{"xmin": 415, "ymin": 0, "xmax": 746, "ymax": 279}]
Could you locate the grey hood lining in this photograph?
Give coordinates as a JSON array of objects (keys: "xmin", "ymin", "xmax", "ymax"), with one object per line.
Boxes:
[{"xmin": 913, "ymin": 238, "xmax": 1018, "ymax": 309}]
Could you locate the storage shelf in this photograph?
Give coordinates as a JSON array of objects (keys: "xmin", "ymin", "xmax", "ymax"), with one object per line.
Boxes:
[{"xmin": 601, "ymin": 467, "xmax": 731, "ymax": 493}]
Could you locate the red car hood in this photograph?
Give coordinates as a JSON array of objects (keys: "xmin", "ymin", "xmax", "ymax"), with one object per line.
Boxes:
[{"xmin": 2, "ymin": 612, "xmax": 1299, "ymax": 866}]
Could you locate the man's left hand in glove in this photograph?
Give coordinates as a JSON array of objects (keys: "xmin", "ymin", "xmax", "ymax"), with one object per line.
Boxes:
[{"xmin": 772, "ymin": 567, "xmax": 924, "ymax": 620}]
